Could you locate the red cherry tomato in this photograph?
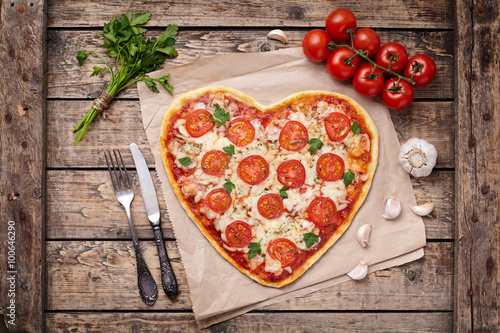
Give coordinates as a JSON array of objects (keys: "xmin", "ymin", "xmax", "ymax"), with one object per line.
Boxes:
[
  {"xmin": 201, "ymin": 150, "xmax": 229, "ymax": 176},
  {"xmin": 257, "ymin": 193, "xmax": 284, "ymax": 220},
  {"xmin": 185, "ymin": 109, "xmax": 214, "ymax": 138},
  {"xmin": 277, "ymin": 159, "xmax": 306, "ymax": 189},
  {"xmin": 353, "ymin": 28, "xmax": 380, "ymax": 58},
  {"xmin": 308, "ymin": 197, "xmax": 337, "ymax": 227},
  {"xmin": 237, "ymin": 155, "xmax": 269, "ymax": 185},
  {"xmin": 279, "ymin": 121, "xmax": 309, "ymax": 151},
  {"xmin": 352, "ymin": 64, "xmax": 385, "ymax": 97},
  {"xmin": 403, "ymin": 54, "xmax": 437, "ymax": 87},
  {"xmin": 226, "ymin": 117, "xmax": 255, "ymax": 147},
  {"xmin": 225, "ymin": 221, "xmax": 252, "ymax": 248},
  {"xmin": 316, "ymin": 153, "xmax": 345, "ymax": 181},
  {"xmin": 381, "ymin": 78, "xmax": 415, "ymax": 110},
  {"xmin": 267, "ymin": 238, "xmax": 298, "ymax": 267},
  {"xmin": 375, "ymin": 42, "xmax": 408, "ymax": 75},
  {"xmin": 324, "ymin": 112, "xmax": 351, "ymax": 142},
  {"xmin": 206, "ymin": 188, "xmax": 232, "ymax": 214},
  {"xmin": 326, "ymin": 46, "xmax": 360, "ymax": 81},
  {"xmin": 325, "ymin": 8, "xmax": 357, "ymax": 43},
  {"xmin": 302, "ymin": 29, "xmax": 332, "ymax": 62}
]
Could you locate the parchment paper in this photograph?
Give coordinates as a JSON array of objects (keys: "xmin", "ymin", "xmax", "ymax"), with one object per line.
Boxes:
[{"xmin": 137, "ymin": 47, "xmax": 426, "ymax": 328}]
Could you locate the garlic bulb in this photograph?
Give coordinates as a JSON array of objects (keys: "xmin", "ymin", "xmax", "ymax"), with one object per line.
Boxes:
[
  {"xmin": 356, "ymin": 224, "xmax": 372, "ymax": 247},
  {"xmin": 398, "ymin": 138, "xmax": 437, "ymax": 177},
  {"xmin": 348, "ymin": 261, "xmax": 368, "ymax": 280},
  {"xmin": 267, "ymin": 29, "xmax": 289, "ymax": 44},
  {"xmin": 409, "ymin": 202, "xmax": 434, "ymax": 216},
  {"xmin": 383, "ymin": 196, "xmax": 401, "ymax": 220}
]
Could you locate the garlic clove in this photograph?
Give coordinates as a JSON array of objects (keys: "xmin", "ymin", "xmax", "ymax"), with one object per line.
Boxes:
[
  {"xmin": 356, "ymin": 224, "xmax": 372, "ymax": 247},
  {"xmin": 409, "ymin": 202, "xmax": 434, "ymax": 216},
  {"xmin": 267, "ymin": 29, "xmax": 289, "ymax": 44},
  {"xmin": 347, "ymin": 261, "xmax": 368, "ymax": 280},
  {"xmin": 398, "ymin": 138, "xmax": 438, "ymax": 177},
  {"xmin": 383, "ymin": 196, "xmax": 401, "ymax": 220}
]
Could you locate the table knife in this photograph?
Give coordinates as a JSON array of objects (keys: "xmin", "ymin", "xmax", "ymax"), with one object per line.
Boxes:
[{"xmin": 129, "ymin": 143, "xmax": 178, "ymax": 300}]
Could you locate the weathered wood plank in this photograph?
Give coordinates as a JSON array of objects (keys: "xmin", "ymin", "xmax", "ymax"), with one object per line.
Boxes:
[
  {"xmin": 46, "ymin": 241, "xmax": 452, "ymax": 311},
  {"xmin": 47, "ymin": 0, "xmax": 454, "ymax": 29},
  {"xmin": 47, "ymin": 29, "xmax": 454, "ymax": 100},
  {"xmin": 0, "ymin": 1, "xmax": 46, "ymax": 331},
  {"xmin": 45, "ymin": 311, "xmax": 453, "ymax": 332},
  {"xmin": 46, "ymin": 170, "xmax": 453, "ymax": 240},
  {"xmin": 455, "ymin": 0, "xmax": 500, "ymax": 331},
  {"xmin": 47, "ymin": 100, "xmax": 454, "ymax": 168}
]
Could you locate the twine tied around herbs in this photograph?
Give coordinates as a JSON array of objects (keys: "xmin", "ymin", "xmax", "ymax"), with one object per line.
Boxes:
[{"xmin": 92, "ymin": 91, "xmax": 114, "ymax": 119}]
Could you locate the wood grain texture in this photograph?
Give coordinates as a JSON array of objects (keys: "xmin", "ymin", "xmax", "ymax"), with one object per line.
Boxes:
[
  {"xmin": 45, "ymin": 311, "xmax": 453, "ymax": 332},
  {"xmin": 46, "ymin": 29, "xmax": 454, "ymax": 100},
  {"xmin": 0, "ymin": 1, "xmax": 46, "ymax": 331},
  {"xmin": 455, "ymin": 0, "xmax": 500, "ymax": 331},
  {"xmin": 46, "ymin": 0, "xmax": 454, "ymax": 29},
  {"xmin": 46, "ymin": 241, "xmax": 452, "ymax": 311},
  {"xmin": 47, "ymin": 100, "xmax": 454, "ymax": 168},
  {"xmin": 46, "ymin": 170, "xmax": 453, "ymax": 240}
]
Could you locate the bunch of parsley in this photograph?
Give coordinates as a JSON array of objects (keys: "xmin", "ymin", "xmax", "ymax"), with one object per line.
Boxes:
[{"xmin": 73, "ymin": 12, "xmax": 179, "ymax": 145}]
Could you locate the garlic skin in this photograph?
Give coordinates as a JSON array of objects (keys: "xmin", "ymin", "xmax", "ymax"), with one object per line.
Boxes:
[
  {"xmin": 383, "ymin": 196, "xmax": 401, "ymax": 220},
  {"xmin": 356, "ymin": 224, "xmax": 372, "ymax": 247},
  {"xmin": 398, "ymin": 138, "xmax": 438, "ymax": 177},
  {"xmin": 409, "ymin": 202, "xmax": 434, "ymax": 216},
  {"xmin": 267, "ymin": 29, "xmax": 289, "ymax": 44},
  {"xmin": 348, "ymin": 262, "xmax": 368, "ymax": 280}
]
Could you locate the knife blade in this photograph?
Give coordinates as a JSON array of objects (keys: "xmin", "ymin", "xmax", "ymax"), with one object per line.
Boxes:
[{"xmin": 129, "ymin": 143, "xmax": 178, "ymax": 300}]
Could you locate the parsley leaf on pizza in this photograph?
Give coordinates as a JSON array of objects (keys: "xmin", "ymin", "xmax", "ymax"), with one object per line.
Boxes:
[
  {"xmin": 211, "ymin": 103, "xmax": 230, "ymax": 125},
  {"xmin": 304, "ymin": 231, "xmax": 320, "ymax": 248}
]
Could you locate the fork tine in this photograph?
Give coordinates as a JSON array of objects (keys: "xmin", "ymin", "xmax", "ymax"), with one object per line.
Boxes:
[
  {"xmin": 105, "ymin": 150, "xmax": 120, "ymax": 193},
  {"xmin": 113, "ymin": 149, "xmax": 127, "ymax": 191},
  {"xmin": 116, "ymin": 149, "xmax": 132, "ymax": 190}
]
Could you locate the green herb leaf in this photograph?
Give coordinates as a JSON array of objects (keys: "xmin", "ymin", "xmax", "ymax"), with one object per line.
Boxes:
[
  {"xmin": 223, "ymin": 144, "xmax": 235, "ymax": 156},
  {"xmin": 307, "ymin": 138, "xmax": 324, "ymax": 155},
  {"xmin": 351, "ymin": 121, "xmax": 362, "ymax": 135},
  {"xmin": 155, "ymin": 24, "xmax": 179, "ymax": 47},
  {"xmin": 76, "ymin": 51, "xmax": 88, "ymax": 66},
  {"xmin": 129, "ymin": 12, "xmax": 151, "ymax": 26},
  {"xmin": 155, "ymin": 46, "xmax": 178, "ymax": 58},
  {"xmin": 279, "ymin": 186, "xmax": 289, "ymax": 199},
  {"xmin": 304, "ymin": 232, "xmax": 319, "ymax": 249},
  {"xmin": 343, "ymin": 170, "xmax": 355, "ymax": 187},
  {"xmin": 90, "ymin": 66, "xmax": 107, "ymax": 77},
  {"xmin": 211, "ymin": 104, "xmax": 230, "ymax": 125},
  {"xmin": 223, "ymin": 181, "xmax": 236, "ymax": 195},
  {"xmin": 144, "ymin": 78, "xmax": 159, "ymax": 93},
  {"xmin": 158, "ymin": 74, "xmax": 173, "ymax": 95},
  {"xmin": 248, "ymin": 241, "xmax": 262, "ymax": 260},
  {"xmin": 178, "ymin": 157, "xmax": 192, "ymax": 167}
]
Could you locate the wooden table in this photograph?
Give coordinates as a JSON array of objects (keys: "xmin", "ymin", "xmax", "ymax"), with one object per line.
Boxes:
[{"xmin": 1, "ymin": 0, "xmax": 498, "ymax": 331}]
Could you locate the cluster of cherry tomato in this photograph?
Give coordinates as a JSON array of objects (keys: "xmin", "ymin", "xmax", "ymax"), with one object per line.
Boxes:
[{"xmin": 302, "ymin": 9, "xmax": 436, "ymax": 110}]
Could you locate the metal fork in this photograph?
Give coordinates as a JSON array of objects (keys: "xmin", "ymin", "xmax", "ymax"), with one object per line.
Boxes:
[{"xmin": 105, "ymin": 149, "xmax": 158, "ymax": 306}]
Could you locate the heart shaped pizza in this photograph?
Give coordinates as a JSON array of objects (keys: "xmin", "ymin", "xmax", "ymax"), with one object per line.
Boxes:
[{"xmin": 160, "ymin": 86, "xmax": 378, "ymax": 287}]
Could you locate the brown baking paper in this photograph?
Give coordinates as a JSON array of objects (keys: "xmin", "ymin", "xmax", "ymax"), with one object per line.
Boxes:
[{"xmin": 137, "ymin": 47, "xmax": 426, "ymax": 328}]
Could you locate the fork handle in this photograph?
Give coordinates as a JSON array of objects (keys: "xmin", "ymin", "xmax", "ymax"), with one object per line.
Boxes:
[
  {"xmin": 133, "ymin": 243, "xmax": 158, "ymax": 305},
  {"xmin": 153, "ymin": 225, "xmax": 178, "ymax": 300}
]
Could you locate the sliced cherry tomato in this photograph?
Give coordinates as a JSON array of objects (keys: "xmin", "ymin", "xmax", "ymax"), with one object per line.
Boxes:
[
  {"xmin": 324, "ymin": 112, "xmax": 351, "ymax": 142},
  {"xmin": 403, "ymin": 54, "xmax": 437, "ymax": 87},
  {"xmin": 267, "ymin": 238, "xmax": 298, "ymax": 267},
  {"xmin": 352, "ymin": 64, "xmax": 385, "ymax": 97},
  {"xmin": 308, "ymin": 197, "xmax": 337, "ymax": 227},
  {"xmin": 206, "ymin": 188, "xmax": 232, "ymax": 214},
  {"xmin": 225, "ymin": 220, "xmax": 252, "ymax": 248},
  {"xmin": 326, "ymin": 46, "xmax": 360, "ymax": 81},
  {"xmin": 316, "ymin": 153, "xmax": 345, "ymax": 181},
  {"xmin": 277, "ymin": 159, "xmax": 306, "ymax": 189},
  {"xmin": 237, "ymin": 155, "xmax": 269, "ymax": 185},
  {"xmin": 353, "ymin": 28, "xmax": 380, "ymax": 58},
  {"xmin": 185, "ymin": 109, "xmax": 215, "ymax": 138},
  {"xmin": 325, "ymin": 8, "xmax": 357, "ymax": 43},
  {"xmin": 381, "ymin": 77, "xmax": 415, "ymax": 110},
  {"xmin": 201, "ymin": 150, "xmax": 229, "ymax": 176},
  {"xmin": 302, "ymin": 29, "xmax": 332, "ymax": 62},
  {"xmin": 226, "ymin": 117, "xmax": 255, "ymax": 147},
  {"xmin": 375, "ymin": 42, "xmax": 408, "ymax": 75},
  {"xmin": 257, "ymin": 193, "xmax": 284, "ymax": 219},
  {"xmin": 279, "ymin": 121, "xmax": 309, "ymax": 151}
]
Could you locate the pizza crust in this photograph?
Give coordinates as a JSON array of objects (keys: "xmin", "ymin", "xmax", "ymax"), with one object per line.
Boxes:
[{"xmin": 160, "ymin": 86, "xmax": 379, "ymax": 288}]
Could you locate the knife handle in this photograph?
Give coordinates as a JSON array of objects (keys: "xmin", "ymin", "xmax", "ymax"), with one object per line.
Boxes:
[
  {"xmin": 133, "ymin": 242, "xmax": 158, "ymax": 306},
  {"xmin": 153, "ymin": 225, "xmax": 178, "ymax": 300}
]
